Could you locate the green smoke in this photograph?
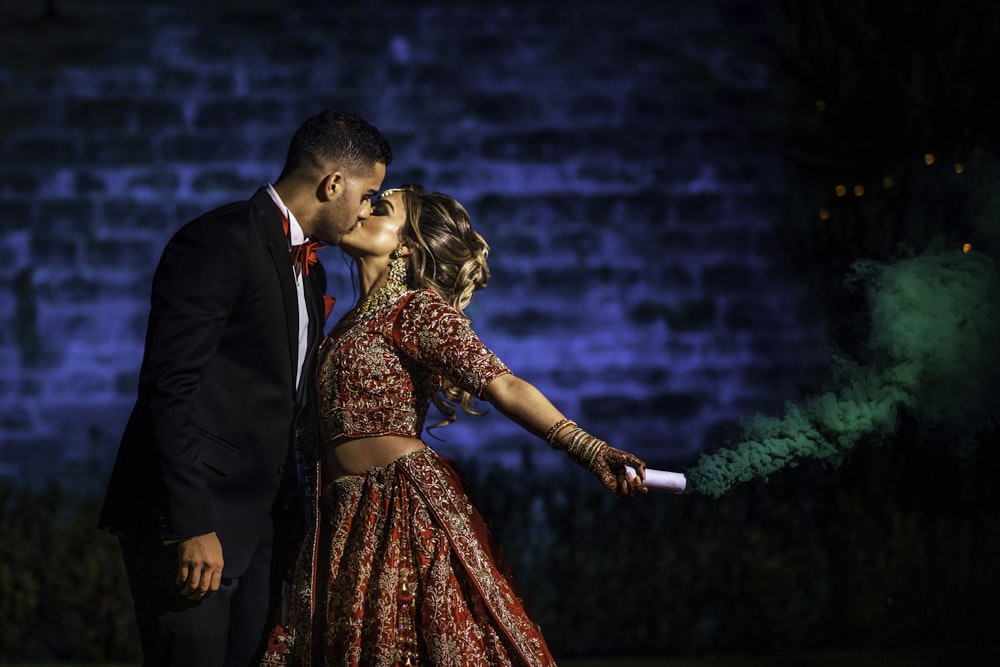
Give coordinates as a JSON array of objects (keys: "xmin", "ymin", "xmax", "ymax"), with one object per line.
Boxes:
[{"xmin": 686, "ymin": 246, "xmax": 1000, "ymax": 498}]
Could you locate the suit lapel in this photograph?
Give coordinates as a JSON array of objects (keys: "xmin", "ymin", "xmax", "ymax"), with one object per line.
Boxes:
[{"xmin": 252, "ymin": 188, "xmax": 299, "ymax": 389}]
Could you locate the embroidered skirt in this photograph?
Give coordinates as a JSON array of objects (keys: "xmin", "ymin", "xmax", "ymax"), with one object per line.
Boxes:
[{"xmin": 286, "ymin": 446, "xmax": 556, "ymax": 667}]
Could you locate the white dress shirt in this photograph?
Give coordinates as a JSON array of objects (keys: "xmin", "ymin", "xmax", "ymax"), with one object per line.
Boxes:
[{"xmin": 265, "ymin": 183, "xmax": 310, "ymax": 391}]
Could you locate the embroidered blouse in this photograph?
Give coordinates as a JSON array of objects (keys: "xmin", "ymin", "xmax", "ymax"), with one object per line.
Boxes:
[{"xmin": 316, "ymin": 288, "xmax": 510, "ymax": 444}]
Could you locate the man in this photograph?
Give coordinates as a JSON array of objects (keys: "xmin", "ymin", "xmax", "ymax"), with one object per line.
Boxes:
[{"xmin": 98, "ymin": 110, "xmax": 392, "ymax": 666}]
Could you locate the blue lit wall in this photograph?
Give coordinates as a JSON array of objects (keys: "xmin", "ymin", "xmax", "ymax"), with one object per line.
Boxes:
[{"xmin": 0, "ymin": 0, "xmax": 824, "ymax": 484}]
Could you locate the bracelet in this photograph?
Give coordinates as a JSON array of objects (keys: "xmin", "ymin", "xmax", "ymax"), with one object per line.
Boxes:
[
  {"xmin": 550, "ymin": 423, "xmax": 610, "ymax": 472},
  {"xmin": 544, "ymin": 418, "xmax": 576, "ymax": 448},
  {"xmin": 585, "ymin": 440, "xmax": 608, "ymax": 472},
  {"xmin": 579, "ymin": 436, "xmax": 600, "ymax": 462},
  {"xmin": 565, "ymin": 428, "xmax": 589, "ymax": 457}
]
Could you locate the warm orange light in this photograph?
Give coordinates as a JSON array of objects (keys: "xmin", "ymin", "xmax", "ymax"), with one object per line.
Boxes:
[
  {"xmin": 882, "ymin": 176, "xmax": 894, "ymax": 188},
  {"xmin": 853, "ymin": 185, "xmax": 865, "ymax": 196},
  {"xmin": 955, "ymin": 163, "xmax": 964, "ymax": 174},
  {"xmin": 835, "ymin": 184, "xmax": 847, "ymax": 197},
  {"xmin": 924, "ymin": 153, "xmax": 935, "ymax": 165},
  {"xmin": 819, "ymin": 208, "xmax": 830, "ymax": 220},
  {"xmin": 963, "ymin": 243, "xmax": 972, "ymax": 254}
]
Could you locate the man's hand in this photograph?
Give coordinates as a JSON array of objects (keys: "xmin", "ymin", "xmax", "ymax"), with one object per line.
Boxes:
[{"xmin": 175, "ymin": 532, "xmax": 224, "ymax": 600}]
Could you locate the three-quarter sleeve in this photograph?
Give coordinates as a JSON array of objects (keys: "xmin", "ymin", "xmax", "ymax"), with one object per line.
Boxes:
[{"xmin": 391, "ymin": 290, "xmax": 509, "ymax": 397}]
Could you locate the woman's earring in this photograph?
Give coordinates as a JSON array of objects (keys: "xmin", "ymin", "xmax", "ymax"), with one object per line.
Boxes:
[{"xmin": 388, "ymin": 248, "xmax": 408, "ymax": 286}]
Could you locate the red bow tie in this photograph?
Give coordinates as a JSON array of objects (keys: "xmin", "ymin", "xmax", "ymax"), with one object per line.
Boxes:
[{"xmin": 281, "ymin": 217, "xmax": 326, "ymax": 276}]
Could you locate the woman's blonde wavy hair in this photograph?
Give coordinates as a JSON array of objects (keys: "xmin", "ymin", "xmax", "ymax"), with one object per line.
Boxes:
[{"xmin": 393, "ymin": 184, "xmax": 492, "ymax": 428}]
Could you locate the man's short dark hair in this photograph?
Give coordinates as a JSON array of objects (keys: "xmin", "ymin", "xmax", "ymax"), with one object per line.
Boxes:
[{"xmin": 281, "ymin": 110, "xmax": 393, "ymax": 178}]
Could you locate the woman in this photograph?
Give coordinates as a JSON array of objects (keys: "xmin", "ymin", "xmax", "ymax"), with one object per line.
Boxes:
[{"xmin": 265, "ymin": 185, "xmax": 648, "ymax": 666}]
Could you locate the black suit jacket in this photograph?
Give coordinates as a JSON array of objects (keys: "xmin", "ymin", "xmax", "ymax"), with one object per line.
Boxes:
[{"xmin": 99, "ymin": 188, "xmax": 327, "ymax": 576}]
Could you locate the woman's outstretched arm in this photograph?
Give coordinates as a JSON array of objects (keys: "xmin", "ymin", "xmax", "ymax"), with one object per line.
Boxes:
[{"xmin": 482, "ymin": 373, "xmax": 648, "ymax": 496}]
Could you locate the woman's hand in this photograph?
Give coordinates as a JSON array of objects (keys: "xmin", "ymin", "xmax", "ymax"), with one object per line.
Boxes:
[{"xmin": 590, "ymin": 445, "xmax": 648, "ymax": 497}]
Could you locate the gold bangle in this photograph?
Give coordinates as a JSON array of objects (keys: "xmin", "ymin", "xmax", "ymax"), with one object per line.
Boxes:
[
  {"xmin": 586, "ymin": 440, "xmax": 608, "ymax": 471},
  {"xmin": 545, "ymin": 418, "xmax": 575, "ymax": 448},
  {"xmin": 579, "ymin": 437, "xmax": 600, "ymax": 464},
  {"xmin": 566, "ymin": 428, "xmax": 589, "ymax": 457}
]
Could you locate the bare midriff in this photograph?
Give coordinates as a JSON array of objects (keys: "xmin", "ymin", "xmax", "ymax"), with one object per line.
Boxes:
[{"xmin": 322, "ymin": 435, "xmax": 426, "ymax": 482}]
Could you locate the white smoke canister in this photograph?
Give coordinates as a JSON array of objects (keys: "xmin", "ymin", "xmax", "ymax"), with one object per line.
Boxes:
[{"xmin": 625, "ymin": 465, "xmax": 686, "ymax": 493}]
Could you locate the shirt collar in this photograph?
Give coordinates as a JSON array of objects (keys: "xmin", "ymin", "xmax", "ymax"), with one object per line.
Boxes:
[{"xmin": 265, "ymin": 183, "xmax": 306, "ymax": 246}]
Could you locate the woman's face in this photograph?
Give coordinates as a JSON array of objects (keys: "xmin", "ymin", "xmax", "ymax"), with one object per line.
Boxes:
[{"xmin": 339, "ymin": 189, "xmax": 407, "ymax": 260}]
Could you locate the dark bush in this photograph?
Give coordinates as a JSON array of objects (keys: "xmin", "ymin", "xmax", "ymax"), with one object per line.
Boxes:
[
  {"xmin": 0, "ymin": 483, "xmax": 138, "ymax": 663},
  {"xmin": 1, "ymin": 433, "xmax": 997, "ymax": 661},
  {"xmin": 462, "ymin": 433, "xmax": 1000, "ymax": 658}
]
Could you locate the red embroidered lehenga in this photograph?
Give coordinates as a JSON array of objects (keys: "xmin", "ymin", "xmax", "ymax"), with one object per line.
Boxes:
[{"xmin": 263, "ymin": 289, "xmax": 557, "ymax": 666}]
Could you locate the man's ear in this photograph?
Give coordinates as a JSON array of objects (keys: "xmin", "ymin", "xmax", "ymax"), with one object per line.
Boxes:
[{"xmin": 319, "ymin": 171, "xmax": 345, "ymax": 202}]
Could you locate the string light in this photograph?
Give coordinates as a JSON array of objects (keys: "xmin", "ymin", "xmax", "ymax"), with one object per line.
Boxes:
[
  {"xmin": 963, "ymin": 243, "xmax": 972, "ymax": 254},
  {"xmin": 817, "ymin": 142, "xmax": 979, "ymax": 224}
]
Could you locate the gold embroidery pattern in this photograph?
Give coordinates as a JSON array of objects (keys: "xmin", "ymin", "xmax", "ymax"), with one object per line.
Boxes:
[
  {"xmin": 267, "ymin": 288, "xmax": 553, "ymax": 666},
  {"xmin": 398, "ymin": 449, "xmax": 555, "ymax": 667},
  {"xmin": 278, "ymin": 448, "xmax": 556, "ymax": 666},
  {"xmin": 316, "ymin": 448, "xmax": 554, "ymax": 667},
  {"xmin": 316, "ymin": 289, "xmax": 510, "ymax": 445}
]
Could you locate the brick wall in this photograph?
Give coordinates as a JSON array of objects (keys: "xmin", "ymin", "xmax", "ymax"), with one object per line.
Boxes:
[{"xmin": 0, "ymin": 0, "xmax": 824, "ymax": 483}]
